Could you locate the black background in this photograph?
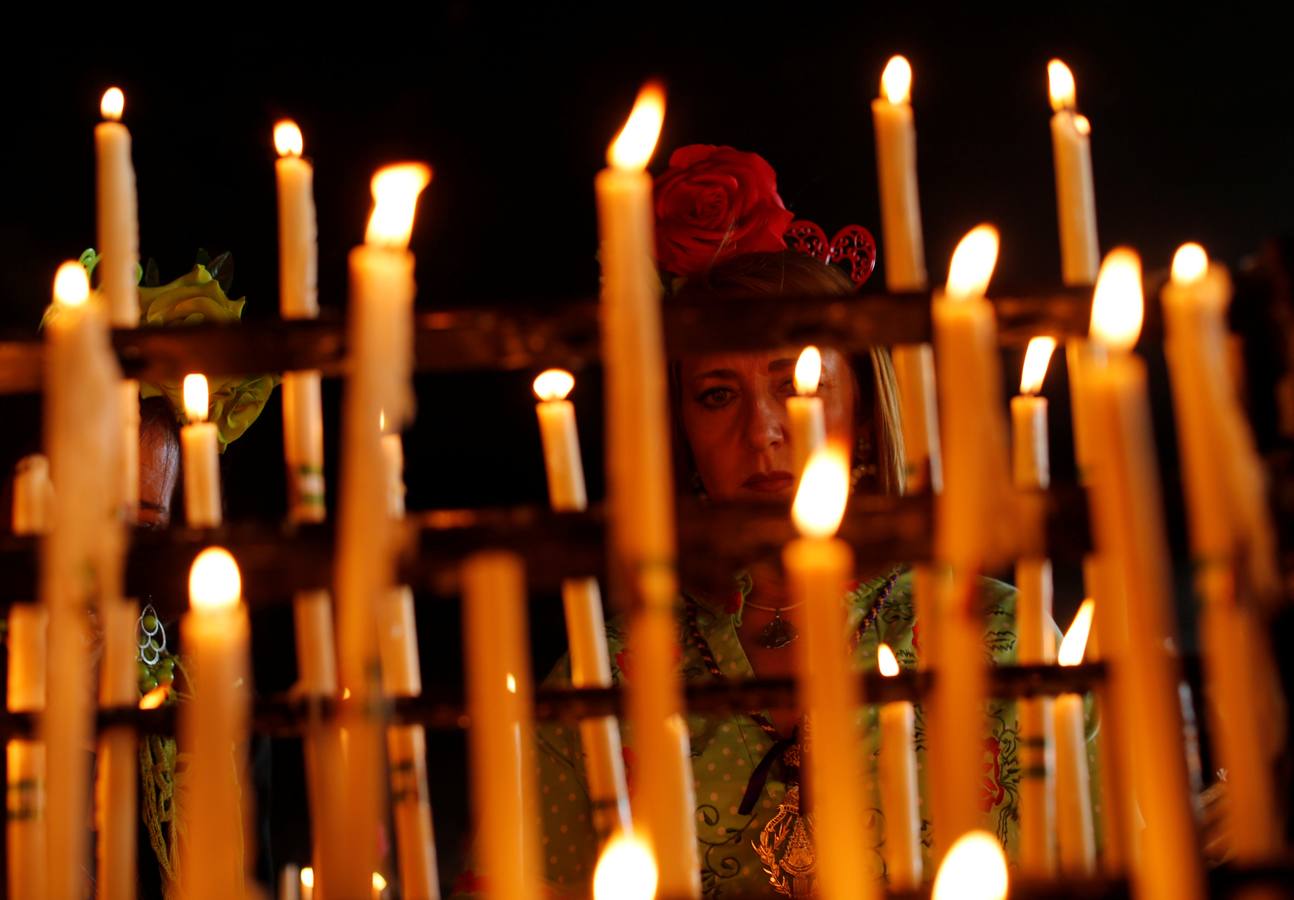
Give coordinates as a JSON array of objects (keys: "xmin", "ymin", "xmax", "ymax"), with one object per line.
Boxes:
[{"xmin": 2, "ymin": 8, "xmax": 1292, "ymax": 892}]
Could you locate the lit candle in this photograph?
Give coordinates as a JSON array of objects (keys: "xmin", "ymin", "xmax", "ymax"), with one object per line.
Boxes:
[
  {"xmin": 375, "ymin": 419, "xmax": 441, "ymax": 900},
  {"xmin": 7, "ymin": 456, "xmax": 51, "ymax": 900},
  {"xmin": 1012, "ymin": 336, "xmax": 1058, "ymax": 875},
  {"xmin": 876, "ymin": 643, "xmax": 921, "ymax": 890},
  {"xmin": 595, "ymin": 82, "xmax": 699, "ymax": 897},
  {"xmin": 533, "ymin": 369, "xmax": 632, "ymax": 840},
  {"xmin": 1083, "ymin": 248, "xmax": 1204, "ymax": 900},
  {"xmin": 97, "ymin": 592, "xmax": 140, "ymax": 900},
  {"xmin": 784, "ymin": 449, "xmax": 878, "ymax": 900},
  {"xmin": 929, "ymin": 225, "xmax": 1011, "ymax": 856},
  {"xmin": 41, "ymin": 261, "xmax": 124, "ymax": 900},
  {"xmin": 593, "ymin": 832, "xmax": 658, "ymax": 900},
  {"xmin": 300, "ymin": 866, "xmax": 314, "ymax": 900},
  {"xmin": 931, "ymin": 830, "xmax": 1008, "ymax": 900},
  {"xmin": 871, "ymin": 55, "xmax": 926, "ymax": 292},
  {"xmin": 462, "ymin": 551, "xmax": 540, "ymax": 900},
  {"xmin": 1047, "ymin": 60, "xmax": 1099, "ymax": 286},
  {"xmin": 1162, "ymin": 243, "xmax": 1282, "ymax": 864},
  {"xmin": 275, "ymin": 119, "xmax": 326, "ymax": 523},
  {"xmin": 1055, "ymin": 599, "xmax": 1097, "ymax": 874},
  {"xmin": 178, "ymin": 547, "xmax": 251, "ymax": 899},
  {"xmin": 333, "ymin": 162, "xmax": 430, "ymax": 898},
  {"xmin": 181, "ymin": 373, "xmax": 222, "ymax": 528},
  {"xmin": 787, "ymin": 346, "xmax": 827, "ymax": 480}
]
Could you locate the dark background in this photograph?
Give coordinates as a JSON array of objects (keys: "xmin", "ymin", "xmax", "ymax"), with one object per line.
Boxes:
[{"xmin": 2, "ymin": 8, "xmax": 1293, "ymax": 893}]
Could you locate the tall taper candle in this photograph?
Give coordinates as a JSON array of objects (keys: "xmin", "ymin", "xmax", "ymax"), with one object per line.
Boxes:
[
  {"xmin": 1055, "ymin": 600, "xmax": 1097, "ymax": 874},
  {"xmin": 787, "ymin": 347, "xmax": 827, "ymax": 480},
  {"xmin": 877, "ymin": 643, "xmax": 922, "ymax": 890},
  {"xmin": 181, "ymin": 374, "xmax": 222, "ymax": 528},
  {"xmin": 1047, "ymin": 61, "xmax": 1099, "ymax": 286},
  {"xmin": 871, "ymin": 55, "xmax": 926, "ymax": 291}
]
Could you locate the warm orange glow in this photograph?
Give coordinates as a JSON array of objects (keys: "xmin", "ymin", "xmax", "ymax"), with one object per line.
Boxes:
[
  {"xmin": 878, "ymin": 643, "xmax": 901, "ymax": 678},
  {"xmin": 342, "ymin": 687, "xmax": 352, "ymax": 700},
  {"xmin": 1089, "ymin": 247, "xmax": 1144, "ymax": 352},
  {"xmin": 593, "ymin": 831, "xmax": 658, "ymax": 900},
  {"xmin": 1058, "ymin": 598, "xmax": 1096, "ymax": 667},
  {"xmin": 793, "ymin": 346, "xmax": 822, "ymax": 396},
  {"xmin": 881, "ymin": 55, "xmax": 913, "ymax": 104},
  {"xmin": 53, "ymin": 261, "xmax": 90, "ymax": 308},
  {"xmin": 138, "ymin": 684, "xmax": 171, "ymax": 709},
  {"xmin": 183, "ymin": 374, "xmax": 209, "ymax": 423},
  {"xmin": 274, "ymin": 120, "xmax": 304, "ymax": 158},
  {"xmin": 365, "ymin": 163, "xmax": 432, "ymax": 249},
  {"xmin": 506, "ymin": 673, "xmax": 517, "ymax": 694},
  {"xmin": 1074, "ymin": 114, "xmax": 1092, "ymax": 136},
  {"xmin": 607, "ymin": 82, "xmax": 666, "ymax": 171},
  {"xmin": 372, "ymin": 872, "xmax": 388, "ymax": 892},
  {"xmin": 533, "ymin": 368, "xmax": 576, "ymax": 402},
  {"xmin": 945, "ymin": 225, "xmax": 999, "ymax": 301},
  {"xmin": 1172, "ymin": 242, "xmax": 1209, "ymax": 286},
  {"xmin": 791, "ymin": 447, "xmax": 850, "ymax": 539},
  {"xmin": 932, "ymin": 830, "xmax": 1009, "ymax": 900},
  {"xmin": 300, "ymin": 867, "xmax": 314, "ymax": 889},
  {"xmin": 1048, "ymin": 59, "xmax": 1076, "ymax": 112},
  {"xmin": 100, "ymin": 87, "xmax": 125, "ymax": 122},
  {"xmin": 1020, "ymin": 336, "xmax": 1058, "ymax": 395},
  {"xmin": 189, "ymin": 547, "xmax": 242, "ymax": 613}
]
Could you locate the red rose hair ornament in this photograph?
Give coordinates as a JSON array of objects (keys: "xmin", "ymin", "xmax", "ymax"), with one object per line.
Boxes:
[{"xmin": 653, "ymin": 144, "xmax": 876, "ymax": 288}]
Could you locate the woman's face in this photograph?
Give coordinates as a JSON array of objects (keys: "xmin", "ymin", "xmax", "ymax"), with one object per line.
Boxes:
[{"xmin": 679, "ymin": 348, "xmax": 857, "ymax": 501}]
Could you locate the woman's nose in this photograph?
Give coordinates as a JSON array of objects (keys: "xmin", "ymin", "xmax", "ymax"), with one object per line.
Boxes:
[{"xmin": 743, "ymin": 392, "xmax": 786, "ymax": 452}]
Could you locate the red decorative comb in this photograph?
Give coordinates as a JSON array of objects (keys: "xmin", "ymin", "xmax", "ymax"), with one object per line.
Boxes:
[{"xmin": 784, "ymin": 221, "xmax": 878, "ymax": 288}]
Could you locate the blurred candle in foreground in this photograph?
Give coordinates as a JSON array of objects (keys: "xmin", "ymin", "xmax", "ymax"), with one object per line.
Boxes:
[
  {"xmin": 181, "ymin": 374, "xmax": 221, "ymax": 527},
  {"xmin": 931, "ymin": 830, "xmax": 1008, "ymax": 900},
  {"xmin": 179, "ymin": 548, "xmax": 251, "ymax": 899},
  {"xmin": 1055, "ymin": 599, "xmax": 1097, "ymax": 873},
  {"xmin": 877, "ymin": 643, "xmax": 921, "ymax": 889},
  {"xmin": 593, "ymin": 832, "xmax": 658, "ymax": 900},
  {"xmin": 787, "ymin": 346, "xmax": 827, "ymax": 479},
  {"xmin": 1047, "ymin": 60, "xmax": 1099, "ymax": 285}
]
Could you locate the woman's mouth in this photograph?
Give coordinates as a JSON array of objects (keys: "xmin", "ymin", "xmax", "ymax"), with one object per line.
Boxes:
[{"xmin": 741, "ymin": 470, "xmax": 795, "ymax": 493}]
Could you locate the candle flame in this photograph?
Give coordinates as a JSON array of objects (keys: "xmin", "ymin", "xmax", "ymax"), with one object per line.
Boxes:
[
  {"xmin": 1048, "ymin": 59, "xmax": 1076, "ymax": 112},
  {"xmin": 300, "ymin": 867, "xmax": 314, "ymax": 889},
  {"xmin": 593, "ymin": 831, "xmax": 659, "ymax": 900},
  {"xmin": 792, "ymin": 447, "xmax": 850, "ymax": 539},
  {"xmin": 932, "ymin": 830, "xmax": 1009, "ymax": 900},
  {"xmin": 100, "ymin": 87, "xmax": 125, "ymax": 122},
  {"xmin": 372, "ymin": 872, "xmax": 388, "ymax": 892},
  {"xmin": 878, "ymin": 643, "xmax": 900, "ymax": 677},
  {"xmin": 379, "ymin": 409, "xmax": 386, "ymax": 433},
  {"xmin": 1089, "ymin": 247, "xmax": 1144, "ymax": 352},
  {"xmin": 945, "ymin": 224, "xmax": 999, "ymax": 301},
  {"xmin": 1058, "ymin": 598, "xmax": 1096, "ymax": 667},
  {"xmin": 1020, "ymin": 336, "xmax": 1058, "ymax": 395},
  {"xmin": 53, "ymin": 261, "xmax": 90, "ymax": 308},
  {"xmin": 881, "ymin": 55, "xmax": 913, "ymax": 104},
  {"xmin": 1074, "ymin": 114, "xmax": 1091, "ymax": 136},
  {"xmin": 274, "ymin": 119, "xmax": 304, "ymax": 158},
  {"xmin": 533, "ymin": 368, "xmax": 576, "ymax": 402},
  {"xmin": 1172, "ymin": 242, "xmax": 1209, "ymax": 286},
  {"xmin": 138, "ymin": 684, "xmax": 171, "ymax": 709},
  {"xmin": 183, "ymin": 374, "xmax": 209, "ymax": 423},
  {"xmin": 189, "ymin": 547, "xmax": 242, "ymax": 613},
  {"xmin": 607, "ymin": 81, "xmax": 666, "ymax": 171},
  {"xmin": 794, "ymin": 346, "xmax": 822, "ymax": 396},
  {"xmin": 506, "ymin": 673, "xmax": 517, "ymax": 694},
  {"xmin": 365, "ymin": 163, "xmax": 432, "ymax": 249}
]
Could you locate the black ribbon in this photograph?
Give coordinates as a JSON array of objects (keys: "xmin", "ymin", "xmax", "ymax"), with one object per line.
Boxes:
[{"xmin": 738, "ymin": 725, "xmax": 801, "ymax": 816}]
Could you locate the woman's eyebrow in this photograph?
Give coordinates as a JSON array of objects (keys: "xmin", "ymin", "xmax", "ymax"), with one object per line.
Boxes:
[
  {"xmin": 767, "ymin": 358, "xmax": 797, "ymax": 373},
  {"xmin": 692, "ymin": 368, "xmax": 740, "ymax": 380}
]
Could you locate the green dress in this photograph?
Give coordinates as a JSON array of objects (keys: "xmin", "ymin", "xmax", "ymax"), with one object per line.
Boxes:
[{"xmin": 464, "ymin": 569, "xmax": 1039, "ymax": 899}]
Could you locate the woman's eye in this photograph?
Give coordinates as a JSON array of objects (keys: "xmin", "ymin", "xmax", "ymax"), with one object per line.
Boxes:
[{"xmin": 697, "ymin": 387, "xmax": 735, "ymax": 409}]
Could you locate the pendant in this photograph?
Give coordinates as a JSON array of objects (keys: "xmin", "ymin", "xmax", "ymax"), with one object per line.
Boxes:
[{"xmin": 759, "ymin": 609, "xmax": 798, "ymax": 649}]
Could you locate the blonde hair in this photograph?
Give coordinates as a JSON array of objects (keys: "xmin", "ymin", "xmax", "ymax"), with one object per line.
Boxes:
[{"xmin": 673, "ymin": 251, "xmax": 907, "ymax": 496}]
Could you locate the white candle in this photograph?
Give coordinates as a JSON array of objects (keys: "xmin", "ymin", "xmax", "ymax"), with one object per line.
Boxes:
[
  {"xmin": 786, "ymin": 346, "xmax": 827, "ymax": 480},
  {"xmin": 331, "ymin": 163, "xmax": 430, "ymax": 898},
  {"xmin": 532, "ymin": 369, "xmax": 632, "ymax": 840},
  {"xmin": 595, "ymin": 83, "xmax": 699, "ymax": 897},
  {"xmin": 876, "ymin": 643, "xmax": 922, "ymax": 890},
  {"xmin": 871, "ymin": 55, "xmax": 926, "ymax": 292},
  {"xmin": 462, "ymin": 551, "xmax": 540, "ymax": 900},
  {"xmin": 1162, "ymin": 243, "xmax": 1282, "ymax": 864},
  {"xmin": 181, "ymin": 374, "xmax": 222, "ymax": 528},
  {"xmin": 929, "ymin": 226, "xmax": 1011, "ymax": 856},
  {"xmin": 783, "ymin": 450, "xmax": 878, "ymax": 900},
  {"xmin": 41, "ymin": 262, "xmax": 124, "ymax": 900},
  {"xmin": 1054, "ymin": 600, "xmax": 1097, "ymax": 874},
  {"xmin": 6, "ymin": 461, "xmax": 49, "ymax": 900},
  {"xmin": 179, "ymin": 547, "xmax": 251, "ymax": 899},
  {"xmin": 1083, "ymin": 248, "xmax": 1204, "ymax": 900},
  {"xmin": 1047, "ymin": 60, "xmax": 1099, "ymax": 287},
  {"xmin": 1013, "ymin": 336, "xmax": 1058, "ymax": 874},
  {"xmin": 95, "ymin": 87, "xmax": 139, "ymax": 327}
]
